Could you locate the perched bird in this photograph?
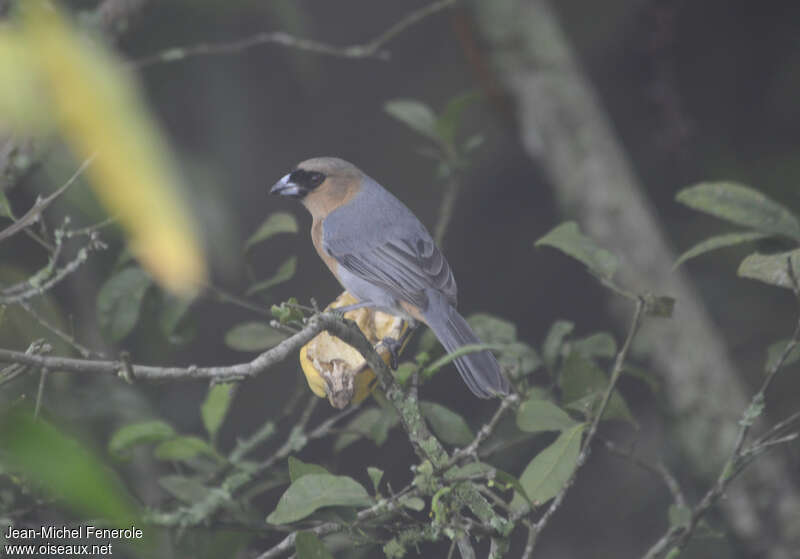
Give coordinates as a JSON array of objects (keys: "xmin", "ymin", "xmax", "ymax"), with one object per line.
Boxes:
[{"xmin": 270, "ymin": 157, "xmax": 509, "ymax": 398}]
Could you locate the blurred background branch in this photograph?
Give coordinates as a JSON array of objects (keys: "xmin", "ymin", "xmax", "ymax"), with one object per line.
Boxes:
[{"xmin": 132, "ymin": 0, "xmax": 456, "ymax": 68}]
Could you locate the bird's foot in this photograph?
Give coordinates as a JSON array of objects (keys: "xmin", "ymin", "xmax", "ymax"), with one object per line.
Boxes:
[{"xmin": 381, "ymin": 337, "xmax": 402, "ymax": 370}]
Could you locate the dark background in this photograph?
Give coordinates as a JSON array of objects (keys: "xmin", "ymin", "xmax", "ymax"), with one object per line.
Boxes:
[{"xmin": 3, "ymin": 1, "xmax": 800, "ymax": 557}]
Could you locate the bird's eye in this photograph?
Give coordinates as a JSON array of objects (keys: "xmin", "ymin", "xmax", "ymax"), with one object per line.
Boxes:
[
  {"xmin": 307, "ymin": 171, "xmax": 325, "ymax": 188},
  {"xmin": 289, "ymin": 169, "xmax": 326, "ymax": 190}
]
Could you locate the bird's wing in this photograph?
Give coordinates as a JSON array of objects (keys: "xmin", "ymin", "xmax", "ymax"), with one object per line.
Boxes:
[{"xmin": 326, "ymin": 233, "xmax": 457, "ymax": 311}]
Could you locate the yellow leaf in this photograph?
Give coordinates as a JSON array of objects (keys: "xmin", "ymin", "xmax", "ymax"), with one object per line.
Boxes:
[
  {"xmin": 0, "ymin": 31, "xmax": 51, "ymax": 131},
  {"xmin": 20, "ymin": 1, "xmax": 206, "ymax": 294}
]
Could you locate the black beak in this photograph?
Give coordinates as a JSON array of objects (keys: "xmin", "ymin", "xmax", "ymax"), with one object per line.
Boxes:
[{"xmin": 270, "ymin": 174, "xmax": 307, "ymax": 198}]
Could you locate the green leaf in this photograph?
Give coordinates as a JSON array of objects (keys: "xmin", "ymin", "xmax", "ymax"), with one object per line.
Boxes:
[
  {"xmin": 560, "ymin": 351, "xmax": 636, "ymax": 425},
  {"xmin": 289, "ymin": 457, "xmax": 330, "ymax": 482},
  {"xmin": 0, "ymin": 407, "xmax": 138, "ymax": 525},
  {"xmin": 158, "ymin": 475, "xmax": 212, "ymax": 504},
  {"xmin": 334, "ymin": 407, "xmax": 399, "ymax": 452},
  {"xmin": 384, "ymin": 539, "xmax": 405, "ymax": 558},
  {"xmin": 400, "ymin": 496, "xmax": 425, "ymax": 511},
  {"xmin": 737, "ymin": 249, "xmax": 800, "ymax": 290},
  {"xmin": 676, "ymin": 182, "xmax": 800, "ymax": 240},
  {"xmin": 622, "ymin": 365, "xmax": 661, "ymax": 393},
  {"xmin": 569, "ymin": 332, "xmax": 617, "ymax": 358},
  {"xmin": 422, "ymin": 343, "xmax": 502, "ymax": 377},
  {"xmin": 154, "ymin": 436, "xmax": 218, "ymax": 462},
  {"xmin": 384, "ymin": 99, "xmax": 439, "ymax": 141},
  {"xmin": 158, "ymin": 292, "xmax": 195, "ymax": 344},
  {"xmin": 419, "ymin": 401, "xmax": 474, "ymax": 446},
  {"xmin": 247, "ymin": 256, "xmax": 297, "ymax": 295},
  {"xmin": 560, "ymin": 351, "xmax": 607, "ymax": 401},
  {"xmin": 492, "ymin": 468, "xmax": 531, "ymax": 505},
  {"xmin": 266, "ymin": 474, "xmax": 372, "ymax": 525},
  {"xmin": 516, "ymin": 398, "xmax": 578, "ymax": 433},
  {"xmin": 499, "ymin": 341, "xmax": 542, "ymax": 378},
  {"xmin": 566, "ymin": 392, "xmax": 635, "ymax": 425},
  {"xmin": 570, "ymin": 332, "xmax": 617, "ymax": 359},
  {"xmin": 295, "ymin": 531, "xmax": 334, "ymax": 559},
  {"xmin": 224, "ymin": 321, "xmax": 288, "ymax": 352},
  {"xmin": 201, "ymin": 383, "xmax": 235, "ymax": 440},
  {"xmin": 367, "ymin": 467, "xmax": 384, "ymax": 493},
  {"xmin": 467, "ymin": 314, "xmax": 542, "ymax": 376},
  {"xmin": 96, "ymin": 267, "xmax": 153, "ymax": 341},
  {"xmin": 394, "ymin": 362, "xmax": 418, "ymax": 385},
  {"xmin": 108, "ymin": 420, "xmax": 175, "ymax": 458},
  {"xmin": 542, "ymin": 320, "xmax": 574, "ymax": 371},
  {"xmin": 468, "ymin": 313, "xmax": 518, "ymax": 344},
  {"xmin": 0, "ymin": 190, "xmax": 12, "ymax": 219},
  {"xmin": 245, "ymin": 212, "xmax": 298, "ymax": 251},
  {"xmin": 463, "ymin": 134, "xmax": 485, "ymax": 153},
  {"xmin": 435, "ymin": 91, "xmax": 479, "ymax": 147},
  {"xmin": 512, "ymin": 423, "xmax": 585, "ymax": 510},
  {"xmin": 271, "ymin": 297, "xmax": 304, "ymax": 324},
  {"xmin": 674, "ymin": 231, "xmax": 769, "ymax": 268},
  {"xmin": 417, "ymin": 328, "xmax": 439, "ymax": 354},
  {"xmin": 311, "ymin": 506, "xmax": 358, "ymax": 525},
  {"xmin": 764, "ymin": 339, "xmax": 800, "ymax": 372},
  {"xmin": 536, "ymin": 222, "xmax": 618, "ymax": 280}
]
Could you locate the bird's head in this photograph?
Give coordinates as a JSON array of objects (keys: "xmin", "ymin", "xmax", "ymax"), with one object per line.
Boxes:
[{"xmin": 270, "ymin": 157, "xmax": 362, "ymax": 214}]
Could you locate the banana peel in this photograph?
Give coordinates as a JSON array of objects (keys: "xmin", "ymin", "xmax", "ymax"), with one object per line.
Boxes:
[{"xmin": 299, "ymin": 292, "xmax": 409, "ymax": 408}]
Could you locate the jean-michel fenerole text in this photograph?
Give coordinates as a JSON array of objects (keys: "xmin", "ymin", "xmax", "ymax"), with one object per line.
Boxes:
[{"xmin": 4, "ymin": 524, "xmax": 144, "ymax": 540}]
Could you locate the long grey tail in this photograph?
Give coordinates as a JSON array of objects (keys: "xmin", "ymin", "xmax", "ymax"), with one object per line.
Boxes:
[{"xmin": 424, "ymin": 303, "xmax": 510, "ymax": 398}]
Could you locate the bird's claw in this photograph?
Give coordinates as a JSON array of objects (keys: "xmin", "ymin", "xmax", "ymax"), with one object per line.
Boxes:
[{"xmin": 381, "ymin": 337, "xmax": 402, "ymax": 370}]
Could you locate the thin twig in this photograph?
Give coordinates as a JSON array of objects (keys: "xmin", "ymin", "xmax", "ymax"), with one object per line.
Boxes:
[
  {"xmin": 641, "ymin": 272, "xmax": 800, "ymax": 558},
  {"xmin": 203, "ymin": 282, "xmax": 272, "ymax": 317},
  {"xmin": 520, "ymin": 520, "xmax": 537, "ymax": 559},
  {"xmin": 477, "ymin": 485, "xmax": 514, "ymax": 514},
  {"xmin": 0, "ymin": 240, "xmax": 103, "ymax": 304},
  {"xmin": 306, "ymin": 401, "xmax": 363, "ymax": 440},
  {"xmin": 451, "ymin": 393, "xmax": 518, "ymax": 464},
  {"xmin": 525, "ymin": 297, "xmax": 645, "ymax": 553},
  {"xmin": 747, "ymin": 433, "xmax": 799, "ymax": 456},
  {"xmin": 18, "ymin": 301, "xmax": 95, "ymax": 358},
  {"xmin": 149, "ymin": 396, "xmax": 320, "ymax": 527},
  {"xmin": 0, "ymin": 155, "xmax": 95, "ymax": 244},
  {"xmin": 1, "ymin": 240, "xmax": 64, "ymax": 295},
  {"xmin": 602, "ymin": 438, "xmax": 686, "ymax": 508},
  {"xmin": 132, "ymin": 0, "xmax": 456, "ymax": 69},
  {"xmin": 33, "ymin": 368, "xmax": 48, "ymax": 419},
  {"xmin": 446, "ymin": 538, "xmax": 457, "ymax": 559},
  {"xmin": 64, "ymin": 216, "xmax": 118, "ymax": 238},
  {"xmin": 753, "ymin": 410, "xmax": 800, "ymax": 446},
  {"xmin": 229, "ymin": 420, "xmax": 277, "ymax": 464}
]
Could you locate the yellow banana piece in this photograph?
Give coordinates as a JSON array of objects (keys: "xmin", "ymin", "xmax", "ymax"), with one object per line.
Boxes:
[{"xmin": 299, "ymin": 292, "xmax": 409, "ymax": 408}]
